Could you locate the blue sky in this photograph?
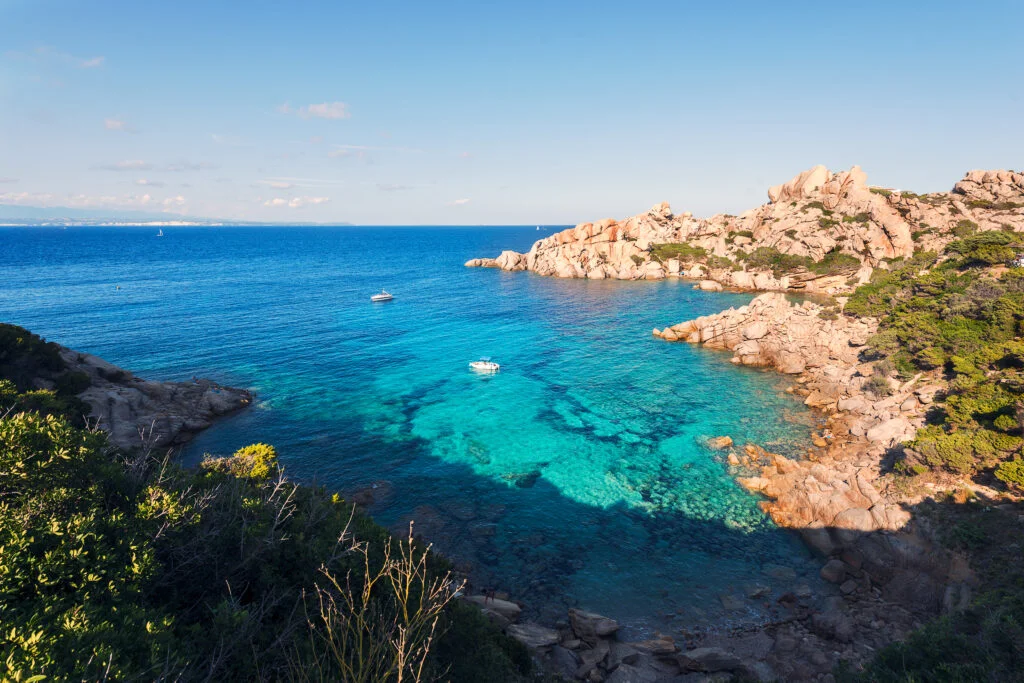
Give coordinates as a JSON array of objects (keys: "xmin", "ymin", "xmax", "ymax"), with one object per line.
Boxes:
[{"xmin": 1, "ymin": 0, "xmax": 1021, "ymax": 224}]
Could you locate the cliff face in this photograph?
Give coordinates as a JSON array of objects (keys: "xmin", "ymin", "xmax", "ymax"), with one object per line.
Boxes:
[{"xmin": 468, "ymin": 166, "xmax": 1024, "ymax": 295}]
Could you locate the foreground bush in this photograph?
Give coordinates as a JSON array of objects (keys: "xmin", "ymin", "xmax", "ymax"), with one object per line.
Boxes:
[{"xmin": 0, "ymin": 386, "xmax": 529, "ymax": 681}]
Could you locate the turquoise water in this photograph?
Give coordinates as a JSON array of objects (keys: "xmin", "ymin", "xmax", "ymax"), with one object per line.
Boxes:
[{"xmin": 0, "ymin": 226, "xmax": 825, "ymax": 636}]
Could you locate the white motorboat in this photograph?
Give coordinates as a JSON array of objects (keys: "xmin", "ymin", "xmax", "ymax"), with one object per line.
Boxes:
[
  {"xmin": 469, "ymin": 357, "xmax": 500, "ymax": 372},
  {"xmin": 370, "ymin": 290, "xmax": 394, "ymax": 302}
]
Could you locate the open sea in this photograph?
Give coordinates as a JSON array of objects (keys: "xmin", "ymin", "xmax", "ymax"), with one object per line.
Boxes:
[{"xmin": 0, "ymin": 225, "xmax": 828, "ymax": 637}]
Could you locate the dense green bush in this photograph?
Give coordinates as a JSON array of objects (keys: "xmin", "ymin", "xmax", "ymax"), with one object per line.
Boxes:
[
  {"xmin": 849, "ymin": 240, "xmax": 1024, "ymax": 481},
  {"xmin": 808, "ymin": 249, "xmax": 861, "ymax": 276},
  {"xmin": 995, "ymin": 458, "xmax": 1024, "ymax": 489},
  {"xmin": 739, "ymin": 247, "xmax": 812, "ymax": 275},
  {"xmin": 952, "ymin": 219, "xmax": 979, "ymax": 238},
  {"xmin": 946, "ymin": 229, "xmax": 1024, "ymax": 267},
  {"xmin": 649, "ymin": 242, "xmax": 706, "ymax": 263},
  {"xmin": 0, "ymin": 386, "xmax": 530, "ymax": 681}
]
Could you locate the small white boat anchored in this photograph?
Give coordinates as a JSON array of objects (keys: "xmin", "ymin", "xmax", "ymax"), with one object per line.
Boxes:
[
  {"xmin": 370, "ymin": 290, "xmax": 394, "ymax": 302},
  {"xmin": 156, "ymin": 229, "xmax": 164, "ymax": 237},
  {"xmin": 469, "ymin": 357, "xmax": 500, "ymax": 372}
]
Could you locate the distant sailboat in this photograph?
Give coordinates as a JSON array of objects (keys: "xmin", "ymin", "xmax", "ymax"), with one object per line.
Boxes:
[
  {"xmin": 156, "ymin": 229, "xmax": 164, "ymax": 237},
  {"xmin": 536, "ymin": 225, "xmax": 540, "ymax": 231}
]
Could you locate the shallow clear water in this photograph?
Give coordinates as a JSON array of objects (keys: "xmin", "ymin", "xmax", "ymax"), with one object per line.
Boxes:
[{"xmin": 0, "ymin": 226, "xmax": 826, "ymax": 636}]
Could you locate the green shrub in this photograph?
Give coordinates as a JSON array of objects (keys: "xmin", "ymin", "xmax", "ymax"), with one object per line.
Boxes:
[
  {"xmin": 808, "ymin": 249, "xmax": 861, "ymax": 276},
  {"xmin": 740, "ymin": 247, "xmax": 811, "ymax": 275},
  {"xmin": 952, "ymin": 219, "xmax": 979, "ymax": 238},
  {"xmin": 53, "ymin": 370, "xmax": 91, "ymax": 396},
  {"xmin": 995, "ymin": 459, "xmax": 1024, "ymax": 489},
  {"xmin": 946, "ymin": 229, "xmax": 1024, "ymax": 267},
  {"xmin": 865, "ymin": 374, "xmax": 892, "ymax": 397},
  {"xmin": 967, "ymin": 199, "xmax": 1024, "ymax": 211},
  {"xmin": 202, "ymin": 442, "xmax": 280, "ymax": 480},
  {"xmin": 649, "ymin": 243, "xmax": 706, "ymax": 263},
  {"xmin": 630, "ymin": 254, "xmax": 645, "ymax": 266},
  {"xmin": 706, "ymin": 255, "xmax": 737, "ymax": 271},
  {"xmin": 994, "ymin": 413, "xmax": 1018, "ymax": 432}
]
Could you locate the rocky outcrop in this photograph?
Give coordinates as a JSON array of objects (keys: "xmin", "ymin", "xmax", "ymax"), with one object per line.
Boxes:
[
  {"xmin": 463, "ymin": 596, "xmax": 778, "ymax": 682},
  {"xmin": 952, "ymin": 169, "xmax": 1024, "ymax": 205},
  {"xmin": 653, "ymin": 292, "xmax": 971, "ymax": 611},
  {"xmin": 58, "ymin": 348, "xmax": 251, "ymax": 451},
  {"xmin": 468, "ymin": 166, "xmax": 1024, "ymax": 295}
]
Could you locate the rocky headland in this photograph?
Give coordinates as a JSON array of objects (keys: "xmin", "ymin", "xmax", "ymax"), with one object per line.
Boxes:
[
  {"xmin": 1, "ymin": 324, "xmax": 252, "ymax": 451},
  {"xmin": 61, "ymin": 349, "xmax": 252, "ymax": 450},
  {"xmin": 468, "ymin": 166, "xmax": 1024, "ymax": 296}
]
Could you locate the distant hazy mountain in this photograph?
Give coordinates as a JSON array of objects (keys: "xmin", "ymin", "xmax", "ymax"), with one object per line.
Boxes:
[
  {"xmin": 0, "ymin": 204, "xmax": 352, "ymax": 226},
  {"xmin": 0, "ymin": 204, "xmax": 221, "ymax": 224}
]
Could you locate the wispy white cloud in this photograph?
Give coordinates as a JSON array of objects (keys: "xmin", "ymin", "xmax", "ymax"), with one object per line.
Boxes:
[
  {"xmin": 163, "ymin": 161, "xmax": 217, "ymax": 172},
  {"xmin": 98, "ymin": 160, "xmax": 153, "ymax": 171},
  {"xmin": 265, "ymin": 177, "xmax": 347, "ymax": 187},
  {"xmin": 0, "ymin": 190, "xmax": 186, "ymax": 212},
  {"xmin": 0, "ymin": 191, "xmax": 55, "ymax": 204},
  {"xmin": 459, "ymin": 151, "xmax": 472, "ymax": 159},
  {"xmin": 309, "ymin": 136, "xmax": 324, "ymax": 144},
  {"xmin": 377, "ymin": 184, "xmax": 414, "ymax": 192},
  {"xmin": 100, "ymin": 160, "xmax": 216, "ymax": 172},
  {"xmin": 105, "ymin": 118, "xmax": 138, "ymax": 133},
  {"xmin": 261, "ymin": 180, "xmax": 295, "ymax": 189},
  {"xmin": 8, "ymin": 46, "xmax": 106, "ymax": 69},
  {"xmin": 328, "ymin": 148, "xmax": 365, "ymax": 160},
  {"xmin": 263, "ymin": 196, "xmax": 331, "ymax": 208},
  {"xmin": 135, "ymin": 178, "xmax": 164, "ymax": 187},
  {"xmin": 0, "ymin": 177, "xmax": 18, "ymax": 184},
  {"xmin": 278, "ymin": 102, "xmax": 351, "ymax": 120},
  {"xmin": 448, "ymin": 198, "xmax": 471, "ymax": 206},
  {"xmin": 330, "ymin": 143, "xmax": 423, "ymax": 154}
]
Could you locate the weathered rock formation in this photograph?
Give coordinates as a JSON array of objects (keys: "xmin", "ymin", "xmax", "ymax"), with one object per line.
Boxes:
[
  {"xmin": 468, "ymin": 166, "xmax": 1024, "ymax": 295},
  {"xmin": 58, "ymin": 348, "xmax": 251, "ymax": 450},
  {"xmin": 653, "ymin": 293, "xmax": 972, "ymax": 609}
]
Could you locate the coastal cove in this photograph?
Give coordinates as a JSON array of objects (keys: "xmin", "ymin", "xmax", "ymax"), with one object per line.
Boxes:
[{"xmin": 0, "ymin": 225, "xmax": 827, "ymax": 637}]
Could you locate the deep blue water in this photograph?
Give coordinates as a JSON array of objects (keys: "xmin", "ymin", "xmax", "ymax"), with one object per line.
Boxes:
[{"xmin": 0, "ymin": 225, "xmax": 827, "ymax": 636}]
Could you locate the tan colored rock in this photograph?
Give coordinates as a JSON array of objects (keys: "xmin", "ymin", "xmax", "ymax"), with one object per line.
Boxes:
[{"xmin": 707, "ymin": 435, "xmax": 734, "ymax": 450}]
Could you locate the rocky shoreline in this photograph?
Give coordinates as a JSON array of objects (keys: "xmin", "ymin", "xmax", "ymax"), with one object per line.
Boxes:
[{"xmin": 57, "ymin": 347, "xmax": 252, "ymax": 451}]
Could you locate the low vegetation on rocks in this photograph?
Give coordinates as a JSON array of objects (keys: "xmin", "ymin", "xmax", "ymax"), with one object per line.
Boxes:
[
  {"xmin": 849, "ymin": 237, "xmax": 1024, "ymax": 484},
  {"xmin": 835, "ymin": 230, "xmax": 1024, "ymax": 680},
  {"xmin": 0, "ymin": 329, "xmax": 530, "ymax": 682}
]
